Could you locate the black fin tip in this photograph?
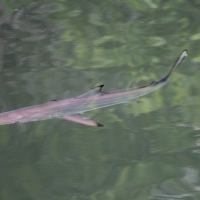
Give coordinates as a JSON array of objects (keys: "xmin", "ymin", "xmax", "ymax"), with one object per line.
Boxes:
[{"xmin": 97, "ymin": 123, "xmax": 104, "ymax": 127}]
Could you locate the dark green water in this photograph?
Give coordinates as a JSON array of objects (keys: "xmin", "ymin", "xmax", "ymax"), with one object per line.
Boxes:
[{"xmin": 0, "ymin": 0, "xmax": 200, "ymax": 199}]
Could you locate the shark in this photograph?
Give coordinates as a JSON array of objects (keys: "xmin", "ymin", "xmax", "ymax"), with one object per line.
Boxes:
[{"xmin": 0, "ymin": 50, "xmax": 188, "ymax": 127}]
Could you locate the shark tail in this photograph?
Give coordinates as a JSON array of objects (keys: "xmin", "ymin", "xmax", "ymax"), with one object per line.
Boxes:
[{"xmin": 156, "ymin": 50, "xmax": 188, "ymax": 84}]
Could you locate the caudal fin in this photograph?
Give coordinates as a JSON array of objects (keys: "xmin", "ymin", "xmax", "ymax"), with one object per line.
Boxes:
[
  {"xmin": 171, "ymin": 50, "xmax": 188, "ymax": 73},
  {"xmin": 157, "ymin": 50, "xmax": 188, "ymax": 83}
]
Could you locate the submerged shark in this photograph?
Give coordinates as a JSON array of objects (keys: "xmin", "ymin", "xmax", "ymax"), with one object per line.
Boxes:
[{"xmin": 0, "ymin": 50, "xmax": 188, "ymax": 127}]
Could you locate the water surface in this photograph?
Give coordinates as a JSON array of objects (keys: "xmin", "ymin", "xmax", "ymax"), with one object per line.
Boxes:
[{"xmin": 0, "ymin": 1, "xmax": 200, "ymax": 199}]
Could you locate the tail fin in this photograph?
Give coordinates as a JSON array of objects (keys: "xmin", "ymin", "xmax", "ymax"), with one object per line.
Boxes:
[
  {"xmin": 158, "ymin": 50, "xmax": 188, "ymax": 83},
  {"xmin": 170, "ymin": 50, "xmax": 188, "ymax": 73}
]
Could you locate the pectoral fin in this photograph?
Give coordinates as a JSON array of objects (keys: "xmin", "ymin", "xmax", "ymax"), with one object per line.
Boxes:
[{"xmin": 61, "ymin": 114, "xmax": 103, "ymax": 127}]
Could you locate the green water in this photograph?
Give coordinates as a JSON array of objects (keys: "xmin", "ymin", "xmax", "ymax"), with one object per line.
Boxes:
[{"xmin": 0, "ymin": 0, "xmax": 200, "ymax": 199}]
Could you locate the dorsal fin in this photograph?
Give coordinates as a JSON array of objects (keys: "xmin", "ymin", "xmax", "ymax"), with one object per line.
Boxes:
[{"xmin": 75, "ymin": 85, "xmax": 104, "ymax": 98}]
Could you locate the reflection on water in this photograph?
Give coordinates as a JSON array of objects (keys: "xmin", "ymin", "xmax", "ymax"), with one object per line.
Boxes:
[{"xmin": 1, "ymin": 0, "xmax": 200, "ymax": 200}]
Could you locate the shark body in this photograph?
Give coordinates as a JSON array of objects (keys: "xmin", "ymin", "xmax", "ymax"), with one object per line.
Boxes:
[{"xmin": 0, "ymin": 51, "xmax": 188, "ymax": 126}]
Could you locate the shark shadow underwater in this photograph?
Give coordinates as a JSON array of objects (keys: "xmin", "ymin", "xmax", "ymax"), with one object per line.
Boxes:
[{"xmin": 0, "ymin": 50, "xmax": 188, "ymax": 127}]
